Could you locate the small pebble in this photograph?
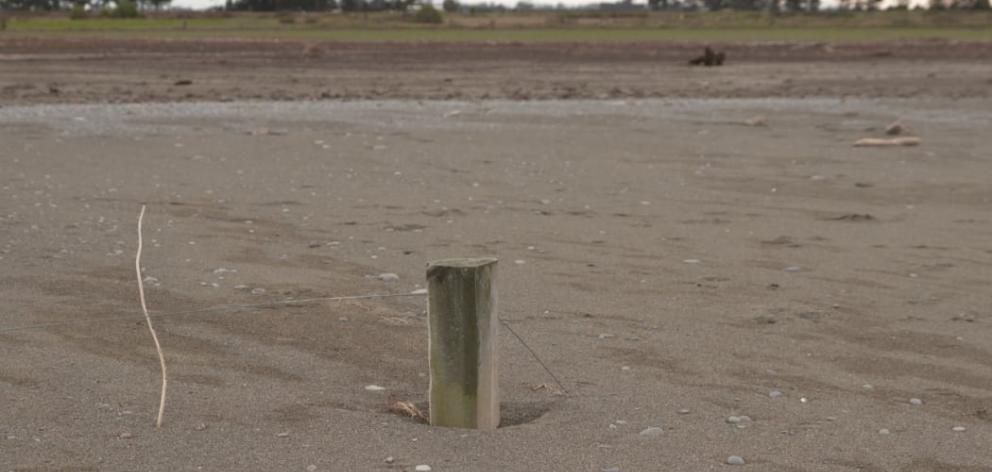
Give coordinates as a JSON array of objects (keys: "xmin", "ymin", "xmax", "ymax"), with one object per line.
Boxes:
[
  {"xmin": 410, "ymin": 288, "xmax": 428, "ymax": 295},
  {"xmin": 952, "ymin": 426, "xmax": 966, "ymax": 432},
  {"xmin": 744, "ymin": 115, "xmax": 767, "ymax": 127},
  {"xmin": 276, "ymin": 431, "xmax": 290, "ymax": 438},
  {"xmin": 729, "ymin": 416, "xmax": 752, "ymax": 429},
  {"xmin": 415, "ymin": 466, "xmax": 432, "ymax": 472},
  {"xmin": 384, "ymin": 457, "xmax": 395, "ymax": 464},
  {"xmin": 365, "ymin": 385, "xmax": 386, "ymax": 392},
  {"xmin": 118, "ymin": 431, "xmax": 132, "ymax": 439},
  {"xmin": 910, "ymin": 398, "xmax": 923, "ymax": 406},
  {"xmin": 783, "ymin": 266, "xmax": 802, "ymax": 272},
  {"xmin": 769, "ymin": 390, "xmax": 783, "ymax": 398},
  {"xmin": 306, "ymin": 465, "xmax": 317, "ymax": 472},
  {"xmin": 879, "ymin": 428, "xmax": 890, "ymax": 435},
  {"xmin": 639, "ymin": 427, "xmax": 663, "ymax": 437},
  {"xmin": 683, "ymin": 259, "xmax": 701, "ymax": 264},
  {"xmin": 885, "ymin": 121, "xmax": 904, "ymax": 136},
  {"xmin": 376, "ymin": 273, "xmax": 399, "ymax": 282},
  {"xmin": 727, "ymin": 456, "xmax": 746, "ymax": 466},
  {"xmin": 602, "ymin": 467, "xmax": 620, "ymax": 472},
  {"xmin": 621, "ymin": 366, "xmax": 631, "ymax": 371},
  {"xmin": 677, "ymin": 408, "xmax": 691, "ymax": 415}
]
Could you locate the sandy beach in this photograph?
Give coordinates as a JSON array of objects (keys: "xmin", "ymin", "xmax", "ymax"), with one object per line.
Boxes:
[{"xmin": 1, "ymin": 40, "xmax": 992, "ymax": 472}]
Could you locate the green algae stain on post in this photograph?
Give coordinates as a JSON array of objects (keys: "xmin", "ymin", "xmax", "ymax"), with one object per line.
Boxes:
[{"xmin": 427, "ymin": 258, "xmax": 499, "ymax": 430}]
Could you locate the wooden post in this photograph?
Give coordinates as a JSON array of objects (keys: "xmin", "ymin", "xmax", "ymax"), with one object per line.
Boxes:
[{"xmin": 427, "ymin": 258, "xmax": 499, "ymax": 430}]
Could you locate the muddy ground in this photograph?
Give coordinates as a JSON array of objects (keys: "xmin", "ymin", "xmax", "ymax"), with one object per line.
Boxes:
[
  {"xmin": 1, "ymin": 37, "xmax": 992, "ymax": 104},
  {"xmin": 1, "ymin": 37, "xmax": 992, "ymax": 472}
]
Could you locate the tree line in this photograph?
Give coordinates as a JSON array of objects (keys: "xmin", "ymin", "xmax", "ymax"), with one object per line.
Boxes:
[
  {"xmin": 1, "ymin": 0, "xmax": 987, "ymax": 13},
  {"xmin": 223, "ymin": 0, "xmax": 420, "ymax": 12},
  {"xmin": 0, "ymin": 0, "xmax": 169, "ymax": 11}
]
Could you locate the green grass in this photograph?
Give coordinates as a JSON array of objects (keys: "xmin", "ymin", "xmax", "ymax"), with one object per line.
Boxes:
[
  {"xmin": 3, "ymin": 12, "xmax": 992, "ymax": 42},
  {"xmin": 5, "ymin": 26, "xmax": 992, "ymax": 42}
]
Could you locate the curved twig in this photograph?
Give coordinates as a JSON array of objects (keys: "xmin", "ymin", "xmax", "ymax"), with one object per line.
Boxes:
[{"xmin": 135, "ymin": 204, "xmax": 167, "ymax": 427}]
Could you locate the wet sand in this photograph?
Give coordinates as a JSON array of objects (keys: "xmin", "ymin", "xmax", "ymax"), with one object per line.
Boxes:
[{"xmin": 2, "ymin": 37, "xmax": 992, "ymax": 104}]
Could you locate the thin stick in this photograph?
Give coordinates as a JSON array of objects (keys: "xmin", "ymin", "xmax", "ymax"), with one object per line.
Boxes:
[
  {"xmin": 135, "ymin": 205, "xmax": 167, "ymax": 427},
  {"xmin": 500, "ymin": 319, "xmax": 568, "ymax": 395}
]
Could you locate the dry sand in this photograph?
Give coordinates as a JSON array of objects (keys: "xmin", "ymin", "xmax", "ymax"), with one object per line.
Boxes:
[{"xmin": 1, "ymin": 61, "xmax": 992, "ymax": 471}]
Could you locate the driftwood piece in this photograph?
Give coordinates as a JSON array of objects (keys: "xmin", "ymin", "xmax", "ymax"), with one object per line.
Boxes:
[{"xmin": 853, "ymin": 137, "xmax": 921, "ymax": 147}]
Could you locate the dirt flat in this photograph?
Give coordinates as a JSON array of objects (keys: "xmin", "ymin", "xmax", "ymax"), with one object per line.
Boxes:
[
  {"xmin": 2, "ymin": 97, "xmax": 991, "ymax": 471},
  {"xmin": 2, "ymin": 37, "xmax": 992, "ymax": 104},
  {"xmin": 2, "ymin": 35, "xmax": 992, "ymax": 472}
]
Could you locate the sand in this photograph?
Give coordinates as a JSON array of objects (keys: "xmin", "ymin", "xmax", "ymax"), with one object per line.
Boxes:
[
  {"xmin": 1, "ymin": 48, "xmax": 991, "ymax": 471},
  {"xmin": 2, "ymin": 37, "xmax": 992, "ymax": 104}
]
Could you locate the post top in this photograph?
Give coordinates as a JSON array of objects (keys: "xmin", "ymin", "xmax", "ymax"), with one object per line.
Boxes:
[{"xmin": 427, "ymin": 257, "xmax": 498, "ymax": 269}]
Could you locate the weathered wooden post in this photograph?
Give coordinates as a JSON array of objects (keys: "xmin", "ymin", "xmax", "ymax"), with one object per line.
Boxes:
[{"xmin": 427, "ymin": 258, "xmax": 499, "ymax": 430}]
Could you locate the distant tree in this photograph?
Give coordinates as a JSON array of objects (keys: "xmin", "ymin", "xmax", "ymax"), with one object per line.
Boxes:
[
  {"xmin": 413, "ymin": 2, "xmax": 443, "ymax": 22},
  {"xmin": 111, "ymin": 0, "xmax": 139, "ymax": 17},
  {"xmin": 702, "ymin": 0, "xmax": 724, "ymax": 10},
  {"xmin": 514, "ymin": 0, "xmax": 533, "ymax": 10},
  {"xmin": 145, "ymin": 0, "xmax": 171, "ymax": 10},
  {"xmin": 68, "ymin": 2, "xmax": 85, "ymax": 17},
  {"xmin": 947, "ymin": 0, "xmax": 991, "ymax": 7},
  {"xmin": 231, "ymin": 0, "xmax": 338, "ymax": 10},
  {"xmin": 442, "ymin": 0, "xmax": 457, "ymax": 11},
  {"xmin": 0, "ymin": 0, "xmax": 62, "ymax": 10}
]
